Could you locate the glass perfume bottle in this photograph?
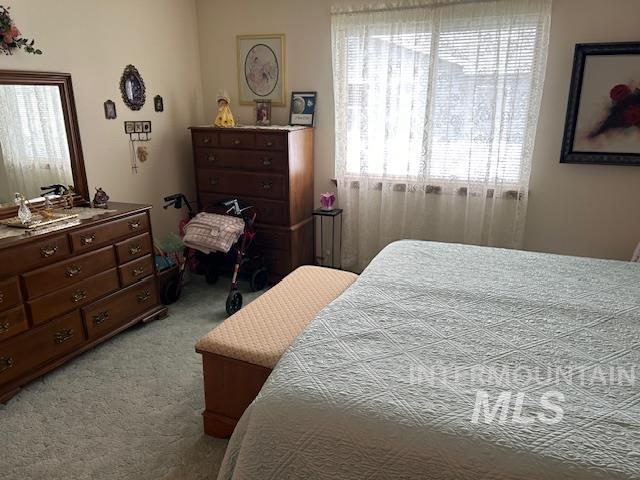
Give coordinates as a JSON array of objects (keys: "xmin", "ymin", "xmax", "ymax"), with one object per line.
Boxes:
[{"xmin": 17, "ymin": 194, "xmax": 32, "ymax": 225}]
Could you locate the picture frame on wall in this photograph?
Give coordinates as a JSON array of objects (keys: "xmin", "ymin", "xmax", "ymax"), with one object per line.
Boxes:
[
  {"xmin": 561, "ymin": 42, "xmax": 640, "ymax": 165},
  {"xmin": 289, "ymin": 91, "xmax": 317, "ymax": 126},
  {"xmin": 237, "ymin": 34, "xmax": 286, "ymax": 106}
]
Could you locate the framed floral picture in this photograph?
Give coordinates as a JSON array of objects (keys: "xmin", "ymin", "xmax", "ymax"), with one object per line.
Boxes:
[
  {"xmin": 561, "ymin": 42, "xmax": 640, "ymax": 165},
  {"xmin": 237, "ymin": 34, "xmax": 285, "ymax": 106}
]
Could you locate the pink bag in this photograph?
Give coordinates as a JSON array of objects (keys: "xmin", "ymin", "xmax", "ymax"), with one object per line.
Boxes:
[{"xmin": 182, "ymin": 212, "xmax": 244, "ymax": 254}]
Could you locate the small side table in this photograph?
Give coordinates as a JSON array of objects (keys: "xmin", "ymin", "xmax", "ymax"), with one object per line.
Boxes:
[{"xmin": 312, "ymin": 208, "xmax": 343, "ymax": 269}]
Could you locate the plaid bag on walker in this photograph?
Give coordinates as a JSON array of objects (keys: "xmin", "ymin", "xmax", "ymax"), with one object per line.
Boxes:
[{"xmin": 183, "ymin": 212, "xmax": 245, "ymax": 254}]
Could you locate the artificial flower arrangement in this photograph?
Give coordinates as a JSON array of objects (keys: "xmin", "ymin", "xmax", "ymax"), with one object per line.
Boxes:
[{"xmin": 0, "ymin": 5, "xmax": 41, "ymax": 55}]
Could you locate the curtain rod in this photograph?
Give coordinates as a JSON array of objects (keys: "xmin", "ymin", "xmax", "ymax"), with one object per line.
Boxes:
[{"xmin": 331, "ymin": 0, "xmax": 529, "ymax": 16}]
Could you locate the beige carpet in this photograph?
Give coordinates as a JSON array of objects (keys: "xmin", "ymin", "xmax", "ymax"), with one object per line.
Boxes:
[{"xmin": 0, "ymin": 275, "xmax": 263, "ymax": 480}]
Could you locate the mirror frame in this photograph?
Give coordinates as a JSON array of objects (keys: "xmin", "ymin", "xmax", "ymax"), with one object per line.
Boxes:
[
  {"xmin": 120, "ymin": 64, "xmax": 146, "ymax": 111},
  {"xmin": 0, "ymin": 70, "xmax": 89, "ymax": 217}
]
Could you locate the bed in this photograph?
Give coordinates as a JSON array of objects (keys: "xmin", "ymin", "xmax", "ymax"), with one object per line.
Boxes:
[{"xmin": 217, "ymin": 240, "xmax": 640, "ymax": 479}]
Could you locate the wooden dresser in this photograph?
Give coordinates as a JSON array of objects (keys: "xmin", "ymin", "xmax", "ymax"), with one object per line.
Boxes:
[
  {"xmin": 189, "ymin": 126, "xmax": 314, "ymax": 280},
  {"xmin": 0, "ymin": 203, "xmax": 167, "ymax": 402}
]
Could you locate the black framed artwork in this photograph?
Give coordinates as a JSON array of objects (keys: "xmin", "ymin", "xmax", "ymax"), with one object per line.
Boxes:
[
  {"xmin": 561, "ymin": 42, "xmax": 640, "ymax": 165},
  {"xmin": 289, "ymin": 91, "xmax": 317, "ymax": 126}
]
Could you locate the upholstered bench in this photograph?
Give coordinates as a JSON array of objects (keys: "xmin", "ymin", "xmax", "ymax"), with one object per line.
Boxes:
[{"xmin": 195, "ymin": 265, "xmax": 358, "ymax": 438}]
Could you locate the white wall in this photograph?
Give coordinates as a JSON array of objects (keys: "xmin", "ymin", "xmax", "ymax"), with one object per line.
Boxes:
[
  {"xmin": 2, "ymin": 0, "xmax": 204, "ymax": 240},
  {"xmin": 196, "ymin": 0, "xmax": 640, "ymax": 261}
]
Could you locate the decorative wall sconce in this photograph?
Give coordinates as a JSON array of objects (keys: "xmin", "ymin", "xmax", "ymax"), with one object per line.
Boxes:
[{"xmin": 104, "ymin": 100, "xmax": 117, "ymax": 119}]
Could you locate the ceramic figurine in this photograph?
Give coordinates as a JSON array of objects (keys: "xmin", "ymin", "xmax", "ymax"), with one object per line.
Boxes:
[
  {"xmin": 320, "ymin": 192, "xmax": 336, "ymax": 211},
  {"xmin": 41, "ymin": 195, "xmax": 55, "ymax": 219},
  {"xmin": 214, "ymin": 91, "xmax": 236, "ymax": 128},
  {"xmin": 92, "ymin": 187, "xmax": 110, "ymax": 209}
]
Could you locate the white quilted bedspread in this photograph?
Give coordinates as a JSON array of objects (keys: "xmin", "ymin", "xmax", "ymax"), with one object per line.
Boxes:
[{"xmin": 218, "ymin": 241, "xmax": 640, "ymax": 479}]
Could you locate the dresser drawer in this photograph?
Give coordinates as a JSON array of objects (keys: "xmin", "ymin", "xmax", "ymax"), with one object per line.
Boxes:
[
  {"xmin": 197, "ymin": 169, "xmax": 286, "ymax": 200},
  {"xmin": 193, "ymin": 130, "xmax": 219, "ymax": 148},
  {"xmin": 255, "ymin": 227, "xmax": 290, "ymax": 251},
  {"xmin": 70, "ymin": 213, "xmax": 149, "ymax": 253},
  {"xmin": 0, "ymin": 235, "xmax": 71, "ymax": 277},
  {"xmin": 118, "ymin": 255, "xmax": 154, "ymax": 287},
  {"xmin": 0, "ymin": 311, "xmax": 84, "ymax": 386},
  {"xmin": 219, "ymin": 131, "xmax": 255, "ymax": 149},
  {"xmin": 0, "ymin": 277, "xmax": 21, "ymax": 312},
  {"xmin": 199, "ymin": 193, "xmax": 289, "ymax": 226},
  {"xmin": 0, "ymin": 306, "xmax": 28, "ymax": 343},
  {"xmin": 82, "ymin": 277, "xmax": 158, "ymax": 340},
  {"xmin": 22, "ymin": 246, "xmax": 116, "ymax": 299},
  {"xmin": 115, "ymin": 234, "xmax": 152, "ymax": 264},
  {"xmin": 195, "ymin": 148, "xmax": 287, "ymax": 172},
  {"xmin": 255, "ymin": 133, "xmax": 286, "ymax": 151},
  {"xmin": 28, "ymin": 269, "xmax": 120, "ymax": 326}
]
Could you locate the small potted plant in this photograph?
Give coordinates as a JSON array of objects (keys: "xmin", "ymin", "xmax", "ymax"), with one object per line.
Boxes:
[{"xmin": 0, "ymin": 5, "xmax": 41, "ymax": 55}]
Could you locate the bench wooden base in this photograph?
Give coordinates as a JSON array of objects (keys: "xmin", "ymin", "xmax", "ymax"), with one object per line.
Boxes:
[{"xmin": 199, "ymin": 350, "xmax": 272, "ymax": 438}]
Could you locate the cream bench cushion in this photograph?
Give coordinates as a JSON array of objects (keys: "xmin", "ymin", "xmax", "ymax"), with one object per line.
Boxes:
[{"xmin": 195, "ymin": 266, "xmax": 358, "ymax": 369}]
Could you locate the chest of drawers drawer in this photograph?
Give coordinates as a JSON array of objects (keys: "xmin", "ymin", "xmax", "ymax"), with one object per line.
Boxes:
[
  {"xmin": 193, "ymin": 131, "xmax": 219, "ymax": 148},
  {"xmin": 0, "ymin": 311, "xmax": 85, "ymax": 386},
  {"xmin": 197, "ymin": 169, "xmax": 286, "ymax": 200},
  {"xmin": 115, "ymin": 233, "xmax": 152, "ymax": 264},
  {"xmin": 0, "ymin": 306, "xmax": 28, "ymax": 343},
  {"xmin": 195, "ymin": 148, "xmax": 287, "ymax": 172},
  {"xmin": 0, "ymin": 277, "xmax": 21, "ymax": 312},
  {"xmin": 199, "ymin": 193, "xmax": 289, "ymax": 226},
  {"xmin": 70, "ymin": 213, "xmax": 148, "ymax": 253},
  {"xmin": 118, "ymin": 255, "xmax": 154, "ymax": 287},
  {"xmin": 82, "ymin": 277, "xmax": 158, "ymax": 340},
  {"xmin": 22, "ymin": 246, "xmax": 116, "ymax": 299},
  {"xmin": 219, "ymin": 131, "xmax": 255, "ymax": 149},
  {"xmin": 0, "ymin": 235, "xmax": 71, "ymax": 277},
  {"xmin": 28, "ymin": 268, "xmax": 120, "ymax": 326}
]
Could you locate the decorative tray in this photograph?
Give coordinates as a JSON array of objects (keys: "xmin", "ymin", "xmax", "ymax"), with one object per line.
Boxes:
[{"xmin": 0, "ymin": 212, "xmax": 79, "ymax": 229}]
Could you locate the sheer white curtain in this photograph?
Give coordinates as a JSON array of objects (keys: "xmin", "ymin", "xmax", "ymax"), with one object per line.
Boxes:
[
  {"xmin": 0, "ymin": 85, "xmax": 73, "ymax": 201},
  {"xmin": 332, "ymin": 0, "xmax": 551, "ymax": 271}
]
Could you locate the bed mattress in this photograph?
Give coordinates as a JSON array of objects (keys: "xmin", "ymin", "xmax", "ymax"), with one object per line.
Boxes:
[{"xmin": 218, "ymin": 240, "xmax": 640, "ymax": 479}]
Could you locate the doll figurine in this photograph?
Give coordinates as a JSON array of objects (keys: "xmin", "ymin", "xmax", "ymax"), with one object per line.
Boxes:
[{"xmin": 214, "ymin": 91, "xmax": 236, "ymax": 128}]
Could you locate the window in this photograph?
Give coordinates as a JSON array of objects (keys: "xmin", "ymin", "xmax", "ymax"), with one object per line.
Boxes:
[{"xmin": 333, "ymin": 1, "xmax": 550, "ymax": 187}]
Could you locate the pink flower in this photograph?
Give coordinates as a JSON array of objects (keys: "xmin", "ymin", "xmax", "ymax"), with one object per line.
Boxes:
[{"xmin": 2, "ymin": 24, "xmax": 19, "ymax": 44}]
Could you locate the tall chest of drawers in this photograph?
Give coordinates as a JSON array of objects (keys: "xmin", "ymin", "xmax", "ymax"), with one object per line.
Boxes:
[
  {"xmin": 190, "ymin": 126, "xmax": 314, "ymax": 280},
  {"xmin": 0, "ymin": 203, "xmax": 167, "ymax": 402}
]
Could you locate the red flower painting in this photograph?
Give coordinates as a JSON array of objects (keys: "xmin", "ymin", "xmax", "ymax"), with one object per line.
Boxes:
[{"xmin": 588, "ymin": 83, "xmax": 640, "ymax": 138}]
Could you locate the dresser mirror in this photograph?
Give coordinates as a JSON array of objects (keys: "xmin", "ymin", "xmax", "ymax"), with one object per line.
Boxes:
[{"xmin": 0, "ymin": 70, "xmax": 88, "ymax": 215}]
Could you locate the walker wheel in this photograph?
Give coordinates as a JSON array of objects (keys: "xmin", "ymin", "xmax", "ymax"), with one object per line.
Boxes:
[
  {"xmin": 225, "ymin": 290, "xmax": 243, "ymax": 316},
  {"xmin": 250, "ymin": 267, "xmax": 269, "ymax": 292},
  {"xmin": 161, "ymin": 278, "xmax": 181, "ymax": 305}
]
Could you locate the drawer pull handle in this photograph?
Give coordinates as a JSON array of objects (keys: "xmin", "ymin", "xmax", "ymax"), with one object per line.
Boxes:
[
  {"xmin": 132, "ymin": 266, "xmax": 145, "ymax": 277},
  {"xmin": 0, "ymin": 291, "xmax": 3, "ymax": 303},
  {"xmin": 261, "ymin": 181, "xmax": 273, "ymax": 190},
  {"xmin": 129, "ymin": 221, "xmax": 141, "ymax": 230},
  {"xmin": 262, "ymin": 158, "xmax": 272, "ymax": 166},
  {"xmin": 80, "ymin": 233, "xmax": 96, "ymax": 246},
  {"xmin": 71, "ymin": 289, "xmax": 87, "ymax": 303},
  {"xmin": 40, "ymin": 245, "xmax": 59, "ymax": 257},
  {"xmin": 233, "ymin": 139, "xmax": 241, "ymax": 145},
  {"xmin": 202, "ymin": 137, "xmax": 211, "ymax": 144},
  {"xmin": 265, "ymin": 141, "xmax": 274, "ymax": 147},
  {"xmin": 54, "ymin": 328, "xmax": 74, "ymax": 344},
  {"xmin": 0, "ymin": 320, "xmax": 9, "ymax": 334},
  {"xmin": 129, "ymin": 245, "xmax": 142, "ymax": 256},
  {"xmin": 66, "ymin": 265, "xmax": 82, "ymax": 277},
  {"xmin": 137, "ymin": 290, "xmax": 151, "ymax": 303},
  {"xmin": 0, "ymin": 356, "xmax": 14, "ymax": 373},
  {"xmin": 93, "ymin": 311, "xmax": 110, "ymax": 326},
  {"xmin": 209, "ymin": 178, "xmax": 219, "ymax": 186},
  {"xmin": 207, "ymin": 154, "xmax": 216, "ymax": 163}
]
